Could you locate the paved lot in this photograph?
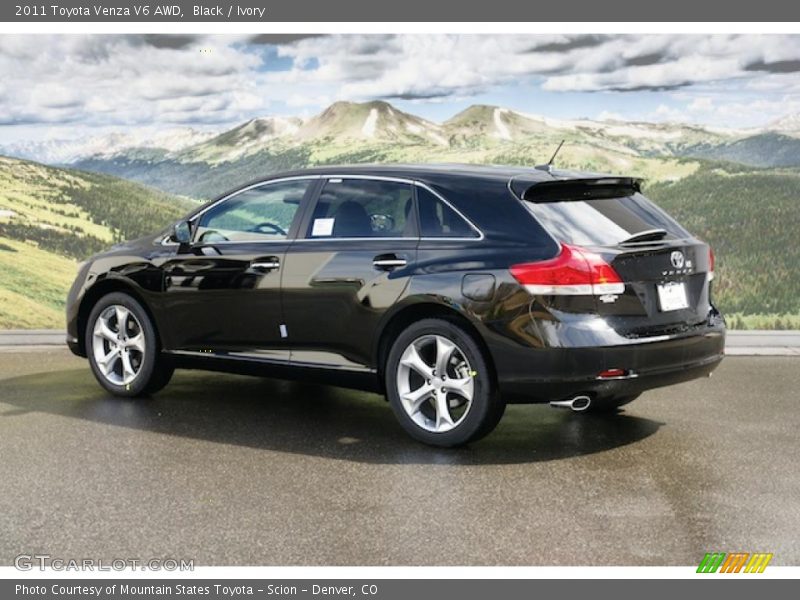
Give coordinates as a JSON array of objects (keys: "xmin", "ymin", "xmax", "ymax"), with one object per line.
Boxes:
[{"xmin": 0, "ymin": 350, "xmax": 798, "ymax": 566}]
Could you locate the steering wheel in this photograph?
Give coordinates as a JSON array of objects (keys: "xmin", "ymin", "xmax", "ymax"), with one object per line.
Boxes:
[
  {"xmin": 198, "ymin": 230, "xmax": 229, "ymax": 243},
  {"xmin": 250, "ymin": 222, "xmax": 287, "ymax": 236}
]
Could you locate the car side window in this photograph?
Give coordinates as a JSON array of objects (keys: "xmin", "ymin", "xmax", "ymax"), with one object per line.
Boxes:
[
  {"xmin": 194, "ymin": 180, "xmax": 310, "ymax": 243},
  {"xmin": 417, "ymin": 187, "xmax": 479, "ymax": 238},
  {"xmin": 307, "ymin": 179, "xmax": 415, "ymax": 239}
]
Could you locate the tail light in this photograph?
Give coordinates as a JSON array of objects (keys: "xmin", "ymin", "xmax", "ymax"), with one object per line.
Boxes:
[
  {"xmin": 598, "ymin": 368, "xmax": 629, "ymax": 379},
  {"xmin": 510, "ymin": 244, "xmax": 625, "ymax": 296},
  {"xmin": 708, "ymin": 246, "xmax": 715, "ymax": 281}
]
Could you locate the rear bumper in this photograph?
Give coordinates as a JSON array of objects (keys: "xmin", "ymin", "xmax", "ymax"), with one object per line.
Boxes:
[{"xmin": 495, "ymin": 321, "xmax": 725, "ymax": 403}]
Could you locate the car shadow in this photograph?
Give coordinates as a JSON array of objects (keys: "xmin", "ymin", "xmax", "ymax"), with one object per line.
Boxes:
[{"xmin": 0, "ymin": 368, "xmax": 663, "ymax": 465}]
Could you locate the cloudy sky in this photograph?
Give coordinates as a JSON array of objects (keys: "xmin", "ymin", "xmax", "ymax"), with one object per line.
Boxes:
[{"xmin": 2, "ymin": 33, "xmax": 800, "ymax": 142}]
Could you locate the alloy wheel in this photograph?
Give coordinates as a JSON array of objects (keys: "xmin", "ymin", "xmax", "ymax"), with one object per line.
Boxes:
[
  {"xmin": 396, "ymin": 334, "xmax": 475, "ymax": 433},
  {"xmin": 91, "ymin": 304, "xmax": 146, "ymax": 386}
]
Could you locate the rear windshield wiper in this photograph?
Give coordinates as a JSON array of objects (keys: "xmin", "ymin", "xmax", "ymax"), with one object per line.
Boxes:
[{"xmin": 618, "ymin": 229, "xmax": 669, "ymax": 245}]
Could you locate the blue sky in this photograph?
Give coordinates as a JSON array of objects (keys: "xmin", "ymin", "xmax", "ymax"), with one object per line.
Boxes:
[{"xmin": 1, "ymin": 34, "xmax": 800, "ymax": 144}]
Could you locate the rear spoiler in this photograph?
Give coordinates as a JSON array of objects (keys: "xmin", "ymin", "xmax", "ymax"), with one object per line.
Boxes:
[{"xmin": 521, "ymin": 177, "xmax": 643, "ymax": 203}]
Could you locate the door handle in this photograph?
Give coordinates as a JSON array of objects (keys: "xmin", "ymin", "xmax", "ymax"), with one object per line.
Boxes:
[
  {"xmin": 373, "ymin": 254, "xmax": 407, "ymax": 270},
  {"xmin": 164, "ymin": 260, "xmax": 214, "ymax": 274},
  {"xmin": 250, "ymin": 258, "xmax": 280, "ymax": 272}
]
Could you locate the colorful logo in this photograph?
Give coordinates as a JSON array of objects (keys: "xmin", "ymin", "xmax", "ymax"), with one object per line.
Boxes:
[{"xmin": 697, "ymin": 552, "xmax": 773, "ymax": 573}]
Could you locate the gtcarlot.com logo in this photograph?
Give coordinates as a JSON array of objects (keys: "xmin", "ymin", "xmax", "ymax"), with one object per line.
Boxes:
[
  {"xmin": 14, "ymin": 554, "xmax": 194, "ymax": 571},
  {"xmin": 697, "ymin": 552, "xmax": 773, "ymax": 573}
]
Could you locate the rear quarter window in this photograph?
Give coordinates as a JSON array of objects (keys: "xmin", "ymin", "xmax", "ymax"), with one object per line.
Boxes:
[{"xmin": 416, "ymin": 187, "xmax": 479, "ymax": 239}]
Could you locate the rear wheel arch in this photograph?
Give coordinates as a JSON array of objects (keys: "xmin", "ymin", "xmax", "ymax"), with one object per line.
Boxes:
[
  {"xmin": 78, "ymin": 278, "xmax": 162, "ymax": 355},
  {"xmin": 375, "ymin": 301, "xmax": 497, "ymax": 394}
]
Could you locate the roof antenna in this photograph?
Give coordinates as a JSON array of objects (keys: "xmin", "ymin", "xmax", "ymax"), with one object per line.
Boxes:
[{"xmin": 536, "ymin": 139, "xmax": 565, "ymax": 172}]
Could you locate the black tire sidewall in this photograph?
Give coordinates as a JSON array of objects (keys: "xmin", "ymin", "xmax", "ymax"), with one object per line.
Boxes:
[
  {"xmin": 385, "ymin": 318, "xmax": 499, "ymax": 447},
  {"xmin": 85, "ymin": 292, "xmax": 159, "ymax": 397}
]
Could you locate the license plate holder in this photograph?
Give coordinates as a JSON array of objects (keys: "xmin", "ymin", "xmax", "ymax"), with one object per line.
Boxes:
[{"xmin": 657, "ymin": 281, "xmax": 689, "ymax": 312}]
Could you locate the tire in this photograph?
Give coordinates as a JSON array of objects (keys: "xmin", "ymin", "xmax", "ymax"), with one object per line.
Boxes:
[
  {"xmin": 585, "ymin": 393, "xmax": 640, "ymax": 414},
  {"xmin": 85, "ymin": 292, "xmax": 174, "ymax": 397},
  {"xmin": 385, "ymin": 318, "xmax": 505, "ymax": 447}
]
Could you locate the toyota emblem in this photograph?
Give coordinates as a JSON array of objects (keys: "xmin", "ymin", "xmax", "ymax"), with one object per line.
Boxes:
[{"xmin": 670, "ymin": 251, "xmax": 685, "ymax": 269}]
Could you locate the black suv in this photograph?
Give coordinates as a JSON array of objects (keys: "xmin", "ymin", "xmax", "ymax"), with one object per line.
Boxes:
[{"xmin": 66, "ymin": 164, "xmax": 725, "ymax": 446}]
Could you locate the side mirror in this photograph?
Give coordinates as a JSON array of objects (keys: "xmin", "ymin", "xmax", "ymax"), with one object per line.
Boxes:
[{"xmin": 173, "ymin": 221, "xmax": 192, "ymax": 244}]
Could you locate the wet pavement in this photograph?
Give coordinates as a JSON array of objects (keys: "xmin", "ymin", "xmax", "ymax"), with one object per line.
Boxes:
[{"xmin": 0, "ymin": 350, "xmax": 798, "ymax": 565}]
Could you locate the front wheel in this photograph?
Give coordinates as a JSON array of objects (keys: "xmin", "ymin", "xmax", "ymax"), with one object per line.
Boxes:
[
  {"xmin": 385, "ymin": 318, "xmax": 505, "ymax": 447},
  {"xmin": 85, "ymin": 292, "xmax": 173, "ymax": 397}
]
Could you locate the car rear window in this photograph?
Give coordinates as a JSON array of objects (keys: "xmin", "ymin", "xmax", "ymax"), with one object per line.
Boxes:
[{"xmin": 523, "ymin": 193, "xmax": 690, "ymax": 246}]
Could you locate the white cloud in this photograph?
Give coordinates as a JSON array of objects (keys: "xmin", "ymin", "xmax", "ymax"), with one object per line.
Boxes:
[
  {"xmin": 688, "ymin": 97, "xmax": 714, "ymax": 112},
  {"xmin": 274, "ymin": 34, "xmax": 800, "ymax": 98},
  {"xmin": 285, "ymin": 93, "xmax": 333, "ymax": 108},
  {"xmin": 1, "ymin": 33, "xmax": 800, "ymax": 136},
  {"xmin": 655, "ymin": 104, "xmax": 683, "ymax": 120},
  {"xmin": 597, "ymin": 111, "xmax": 625, "ymax": 121},
  {"xmin": 0, "ymin": 35, "xmax": 266, "ymax": 127}
]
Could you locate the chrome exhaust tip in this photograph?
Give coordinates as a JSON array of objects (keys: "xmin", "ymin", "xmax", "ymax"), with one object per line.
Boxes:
[{"xmin": 549, "ymin": 394, "xmax": 592, "ymax": 412}]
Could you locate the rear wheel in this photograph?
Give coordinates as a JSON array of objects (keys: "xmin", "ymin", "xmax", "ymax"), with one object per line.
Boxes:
[
  {"xmin": 85, "ymin": 292, "xmax": 173, "ymax": 397},
  {"xmin": 385, "ymin": 318, "xmax": 505, "ymax": 447}
]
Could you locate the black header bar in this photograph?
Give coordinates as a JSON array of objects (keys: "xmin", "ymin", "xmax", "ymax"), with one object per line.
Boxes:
[{"xmin": 3, "ymin": 0, "xmax": 800, "ymax": 22}]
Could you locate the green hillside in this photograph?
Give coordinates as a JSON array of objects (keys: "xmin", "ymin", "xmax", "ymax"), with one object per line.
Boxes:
[
  {"xmin": 0, "ymin": 156, "xmax": 193, "ymax": 328},
  {"xmin": 684, "ymin": 133, "xmax": 800, "ymax": 168},
  {"xmin": 76, "ymin": 135, "xmax": 697, "ymax": 202},
  {"xmin": 76, "ymin": 146, "xmax": 313, "ymax": 202},
  {"xmin": 645, "ymin": 164, "xmax": 800, "ymax": 324}
]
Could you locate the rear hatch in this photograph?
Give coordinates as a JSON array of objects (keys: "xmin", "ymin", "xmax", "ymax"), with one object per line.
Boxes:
[{"xmin": 512, "ymin": 177, "xmax": 714, "ymax": 338}]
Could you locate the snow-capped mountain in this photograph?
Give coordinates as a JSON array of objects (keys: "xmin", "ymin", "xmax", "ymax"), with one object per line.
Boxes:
[
  {"xmin": 444, "ymin": 105, "xmax": 554, "ymax": 141},
  {"xmin": 767, "ymin": 113, "xmax": 800, "ymax": 136},
  {"xmin": 6, "ymin": 100, "xmax": 800, "ymax": 180},
  {"xmin": 295, "ymin": 100, "xmax": 447, "ymax": 145},
  {"xmin": 179, "ymin": 116, "xmax": 303, "ymax": 163},
  {"xmin": 0, "ymin": 127, "xmax": 217, "ymax": 165},
  {"xmin": 168, "ymin": 101, "xmax": 449, "ymax": 165}
]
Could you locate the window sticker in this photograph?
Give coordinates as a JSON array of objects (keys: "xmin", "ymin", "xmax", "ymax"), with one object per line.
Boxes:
[{"xmin": 311, "ymin": 217, "xmax": 335, "ymax": 237}]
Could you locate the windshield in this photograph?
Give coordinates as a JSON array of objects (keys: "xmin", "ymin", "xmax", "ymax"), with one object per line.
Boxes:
[{"xmin": 524, "ymin": 193, "xmax": 690, "ymax": 246}]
